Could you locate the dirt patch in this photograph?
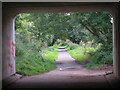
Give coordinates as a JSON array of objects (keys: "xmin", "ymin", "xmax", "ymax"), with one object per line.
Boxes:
[
  {"xmin": 75, "ymin": 59, "xmax": 91, "ymax": 65},
  {"xmin": 97, "ymin": 65, "xmax": 113, "ymax": 71}
]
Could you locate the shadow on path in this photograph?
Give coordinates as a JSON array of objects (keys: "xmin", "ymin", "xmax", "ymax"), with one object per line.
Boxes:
[{"xmin": 4, "ymin": 47, "xmax": 119, "ymax": 88}]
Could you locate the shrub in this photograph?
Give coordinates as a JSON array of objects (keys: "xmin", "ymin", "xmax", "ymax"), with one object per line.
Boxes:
[
  {"xmin": 55, "ymin": 39, "xmax": 72, "ymax": 47},
  {"xmin": 15, "ymin": 47, "xmax": 25, "ymax": 56},
  {"xmin": 91, "ymin": 44, "xmax": 113, "ymax": 65},
  {"xmin": 15, "ymin": 37, "xmax": 59, "ymax": 75},
  {"xmin": 84, "ymin": 47, "xmax": 96, "ymax": 53},
  {"xmin": 67, "ymin": 42, "xmax": 113, "ymax": 69},
  {"xmin": 68, "ymin": 43, "xmax": 79, "ymax": 50}
]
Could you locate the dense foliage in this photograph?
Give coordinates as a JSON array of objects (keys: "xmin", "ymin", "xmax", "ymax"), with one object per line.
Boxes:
[
  {"xmin": 15, "ymin": 11, "xmax": 113, "ymax": 74},
  {"xmin": 15, "ymin": 12, "xmax": 112, "ymax": 45},
  {"xmin": 15, "ymin": 38, "xmax": 58, "ymax": 75}
]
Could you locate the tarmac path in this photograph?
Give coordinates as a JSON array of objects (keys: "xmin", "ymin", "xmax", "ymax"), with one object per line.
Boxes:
[{"xmin": 5, "ymin": 47, "xmax": 118, "ymax": 88}]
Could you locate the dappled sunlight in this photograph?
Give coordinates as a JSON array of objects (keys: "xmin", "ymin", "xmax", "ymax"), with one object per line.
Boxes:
[{"xmin": 15, "ymin": 12, "xmax": 113, "ymax": 76}]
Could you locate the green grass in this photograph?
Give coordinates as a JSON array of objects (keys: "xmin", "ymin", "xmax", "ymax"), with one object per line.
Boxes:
[
  {"xmin": 42, "ymin": 51, "xmax": 58, "ymax": 62},
  {"xmin": 15, "ymin": 45, "xmax": 58, "ymax": 75},
  {"xmin": 65, "ymin": 45, "xmax": 108, "ymax": 70},
  {"xmin": 67, "ymin": 47, "xmax": 93, "ymax": 62}
]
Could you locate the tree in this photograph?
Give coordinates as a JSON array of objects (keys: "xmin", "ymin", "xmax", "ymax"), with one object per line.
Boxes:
[
  {"xmin": 70, "ymin": 12, "xmax": 112, "ymax": 45},
  {"xmin": 15, "ymin": 12, "xmax": 112, "ymax": 46}
]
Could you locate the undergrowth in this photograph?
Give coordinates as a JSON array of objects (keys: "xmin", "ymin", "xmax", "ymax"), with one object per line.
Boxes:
[
  {"xmin": 15, "ymin": 39, "xmax": 58, "ymax": 75},
  {"xmin": 65, "ymin": 43, "xmax": 113, "ymax": 70}
]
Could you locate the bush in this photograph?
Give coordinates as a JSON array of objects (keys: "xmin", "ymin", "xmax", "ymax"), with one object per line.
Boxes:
[
  {"xmin": 67, "ymin": 42, "xmax": 113, "ymax": 69},
  {"xmin": 84, "ymin": 47, "xmax": 96, "ymax": 53},
  {"xmin": 90, "ymin": 44, "xmax": 113, "ymax": 65},
  {"xmin": 15, "ymin": 47, "xmax": 25, "ymax": 56},
  {"xmin": 55, "ymin": 39, "xmax": 72, "ymax": 47},
  {"xmin": 66, "ymin": 43, "xmax": 79, "ymax": 50},
  {"xmin": 15, "ymin": 43, "xmax": 59, "ymax": 75}
]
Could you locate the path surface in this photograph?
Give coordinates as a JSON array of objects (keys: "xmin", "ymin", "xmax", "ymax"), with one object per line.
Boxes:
[{"xmin": 5, "ymin": 47, "xmax": 119, "ymax": 88}]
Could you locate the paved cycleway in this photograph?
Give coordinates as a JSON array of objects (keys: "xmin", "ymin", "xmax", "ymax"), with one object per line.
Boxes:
[{"xmin": 5, "ymin": 47, "xmax": 119, "ymax": 88}]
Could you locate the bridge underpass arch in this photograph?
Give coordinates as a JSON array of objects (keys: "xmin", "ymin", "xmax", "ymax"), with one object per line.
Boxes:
[{"xmin": 2, "ymin": 2, "xmax": 120, "ymax": 87}]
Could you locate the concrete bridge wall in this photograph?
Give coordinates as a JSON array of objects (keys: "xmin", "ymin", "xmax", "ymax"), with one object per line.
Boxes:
[{"xmin": 2, "ymin": 2, "xmax": 120, "ymax": 81}]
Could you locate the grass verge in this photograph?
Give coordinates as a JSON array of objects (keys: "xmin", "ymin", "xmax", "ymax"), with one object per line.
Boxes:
[
  {"xmin": 16, "ymin": 45, "xmax": 58, "ymax": 75},
  {"xmin": 65, "ymin": 44, "xmax": 109, "ymax": 70},
  {"xmin": 67, "ymin": 47, "xmax": 93, "ymax": 63}
]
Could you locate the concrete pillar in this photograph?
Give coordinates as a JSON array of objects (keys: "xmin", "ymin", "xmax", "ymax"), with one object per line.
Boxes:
[
  {"xmin": 2, "ymin": 9, "xmax": 16, "ymax": 80},
  {"xmin": 0, "ymin": 1, "xmax": 2, "ymax": 89},
  {"xmin": 117, "ymin": 3, "xmax": 120, "ymax": 79},
  {"xmin": 113, "ymin": 3, "xmax": 120, "ymax": 79}
]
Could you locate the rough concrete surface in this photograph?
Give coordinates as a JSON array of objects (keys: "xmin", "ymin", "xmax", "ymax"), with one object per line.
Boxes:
[{"xmin": 3, "ymin": 48, "xmax": 120, "ymax": 88}]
